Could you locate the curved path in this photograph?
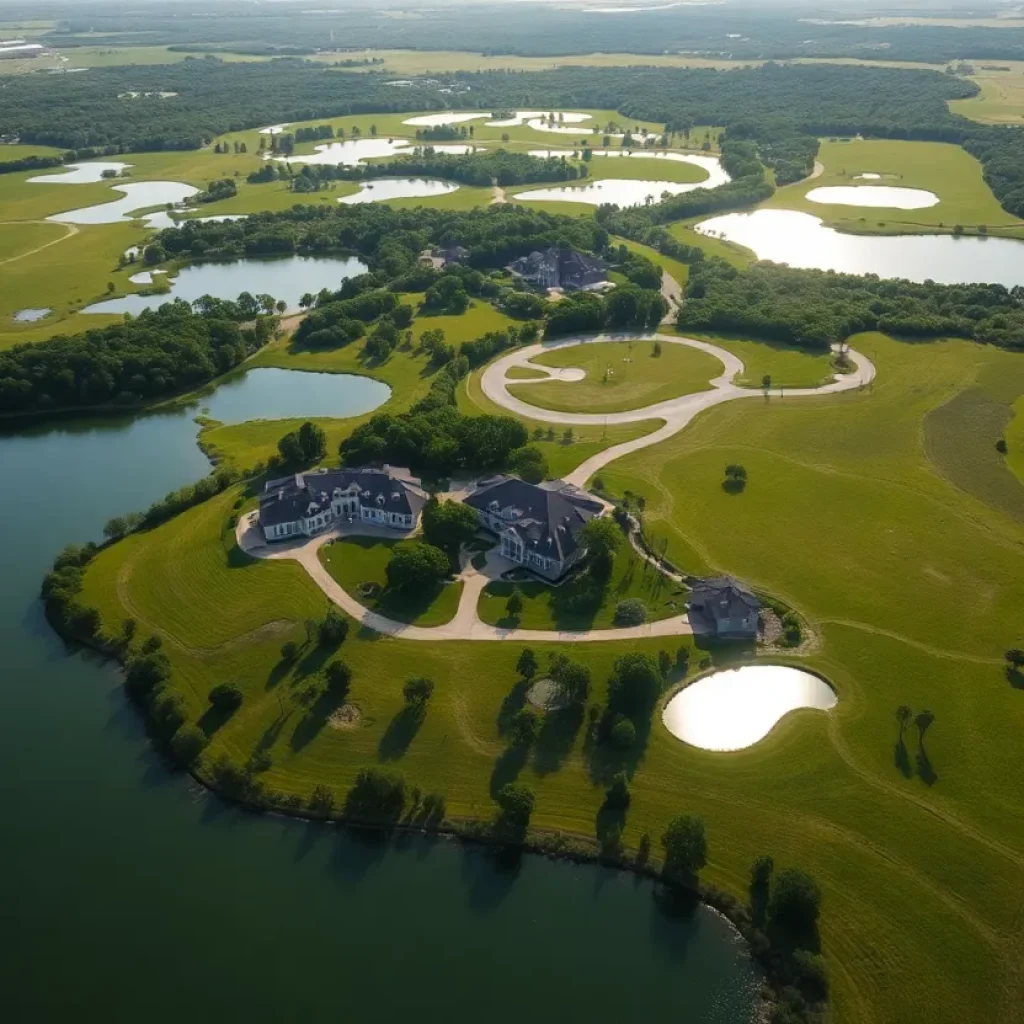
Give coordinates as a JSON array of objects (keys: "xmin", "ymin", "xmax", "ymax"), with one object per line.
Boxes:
[
  {"xmin": 241, "ymin": 332, "xmax": 875, "ymax": 640},
  {"xmin": 0, "ymin": 220, "xmax": 79, "ymax": 266}
]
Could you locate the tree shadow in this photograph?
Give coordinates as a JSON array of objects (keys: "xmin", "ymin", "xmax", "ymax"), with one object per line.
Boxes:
[
  {"xmin": 377, "ymin": 704, "xmax": 426, "ymax": 761},
  {"xmin": 296, "ymin": 642, "xmax": 332, "ymax": 680},
  {"xmin": 257, "ymin": 710, "xmax": 292, "ymax": 752},
  {"xmin": 265, "ymin": 654, "xmax": 294, "ymax": 690},
  {"xmin": 496, "ymin": 679, "xmax": 530, "ymax": 737},
  {"xmin": 290, "ymin": 688, "xmax": 337, "ymax": 752},
  {"xmin": 766, "ymin": 918, "xmax": 822, "ymax": 957},
  {"xmin": 533, "ymin": 704, "xmax": 584, "ymax": 775},
  {"xmin": 916, "ymin": 748, "xmax": 938, "ymax": 786},
  {"xmin": 489, "ymin": 743, "xmax": 529, "ymax": 798},
  {"xmin": 893, "ymin": 739, "xmax": 912, "ymax": 778},
  {"xmin": 197, "ymin": 703, "xmax": 237, "ymax": 738},
  {"xmin": 750, "ymin": 880, "xmax": 770, "ymax": 929},
  {"xmin": 595, "ymin": 798, "xmax": 627, "ymax": 848},
  {"xmin": 1007, "ymin": 667, "xmax": 1024, "ymax": 690},
  {"xmin": 586, "ymin": 710, "xmax": 652, "ymax": 786},
  {"xmin": 721, "ymin": 479, "xmax": 746, "ymax": 495}
]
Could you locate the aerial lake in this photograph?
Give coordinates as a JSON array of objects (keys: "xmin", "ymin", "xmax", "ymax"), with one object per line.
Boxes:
[
  {"xmin": 338, "ymin": 177, "xmax": 459, "ymax": 204},
  {"xmin": 48, "ymin": 181, "xmax": 199, "ymax": 224},
  {"xmin": 517, "ymin": 176, "xmax": 717, "ymax": 207},
  {"xmin": 28, "ymin": 161, "xmax": 133, "ymax": 184},
  {"xmin": 804, "ymin": 185, "xmax": 939, "ymax": 209},
  {"xmin": 662, "ymin": 665, "xmax": 838, "ymax": 751},
  {"xmin": 529, "ymin": 149, "xmax": 729, "ymax": 187},
  {"xmin": 81, "ymin": 254, "xmax": 367, "ymax": 315},
  {"xmin": 0, "ymin": 378, "xmax": 761, "ymax": 1023},
  {"xmin": 697, "ymin": 208, "xmax": 1024, "ymax": 286}
]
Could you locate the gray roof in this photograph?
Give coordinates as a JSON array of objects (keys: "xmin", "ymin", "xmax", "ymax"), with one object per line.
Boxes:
[
  {"xmin": 687, "ymin": 576, "xmax": 761, "ymax": 620},
  {"xmin": 508, "ymin": 246, "xmax": 606, "ymax": 289},
  {"xmin": 260, "ymin": 466, "xmax": 426, "ymax": 528},
  {"xmin": 464, "ymin": 476, "xmax": 601, "ymax": 563}
]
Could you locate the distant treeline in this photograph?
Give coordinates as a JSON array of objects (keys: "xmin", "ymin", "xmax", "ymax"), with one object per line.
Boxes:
[
  {"xmin": 0, "ymin": 299, "xmax": 277, "ymax": 415},
  {"xmin": 677, "ymin": 259, "xmax": 1024, "ymax": 350},
  {"xmin": 253, "ymin": 148, "xmax": 590, "ymax": 191}
]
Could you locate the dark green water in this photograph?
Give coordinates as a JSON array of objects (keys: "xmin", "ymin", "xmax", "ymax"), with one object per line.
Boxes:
[{"xmin": 0, "ymin": 376, "xmax": 759, "ymax": 1023}]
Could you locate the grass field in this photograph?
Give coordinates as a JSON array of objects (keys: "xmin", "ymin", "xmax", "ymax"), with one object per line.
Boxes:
[
  {"xmin": 319, "ymin": 536, "xmax": 464, "ymax": 627},
  {"xmin": 949, "ymin": 61, "xmax": 1024, "ymax": 124},
  {"xmin": 767, "ymin": 138, "xmax": 1024, "ymax": 234},
  {"xmin": 478, "ymin": 544, "xmax": 686, "ymax": 630},
  {"xmin": 613, "ymin": 235, "xmax": 690, "ymax": 289},
  {"xmin": 1007, "ymin": 395, "xmax": 1024, "ymax": 485},
  {"xmin": 78, "ymin": 330, "xmax": 1024, "ymax": 1024},
  {"xmin": 508, "ymin": 339, "xmax": 721, "ymax": 413}
]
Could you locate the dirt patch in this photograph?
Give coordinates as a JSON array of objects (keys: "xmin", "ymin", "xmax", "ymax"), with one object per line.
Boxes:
[
  {"xmin": 328, "ymin": 704, "xmax": 362, "ymax": 730},
  {"xmin": 526, "ymin": 677, "xmax": 568, "ymax": 710}
]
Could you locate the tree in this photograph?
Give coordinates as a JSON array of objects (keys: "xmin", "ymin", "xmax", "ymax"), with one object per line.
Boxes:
[
  {"xmin": 914, "ymin": 709, "xmax": 935, "ymax": 746},
  {"xmin": 762, "ymin": 373, "xmax": 772, "ymax": 392},
  {"xmin": 277, "ymin": 420, "xmax": 327, "ymax": 466},
  {"xmin": 614, "ymin": 598, "xmax": 648, "ymax": 625},
  {"xmin": 1005, "ymin": 648, "xmax": 1024, "ymax": 668},
  {"xmin": 509, "ymin": 444, "xmax": 548, "ymax": 484},
  {"xmin": 510, "ymin": 707, "xmax": 539, "ymax": 747},
  {"xmin": 209, "ymin": 682, "xmax": 243, "ymax": 711},
  {"xmin": 344, "ymin": 766, "xmax": 406, "ymax": 822},
  {"xmin": 103, "ymin": 516, "xmax": 128, "ymax": 541},
  {"xmin": 124, "ymin": 650, "xmax": 171, "ymax": 699},
  {"xmin": 996, "ymin": 438, "xmax": 1008, "ymax": 454},
  {"xmin": 652, "ymin": 340, "xmax": 662, "ymax": 357},
  {"xmin": 549, "ymin": 653, "xmax": 591, "ymax": 705},
  {"xmin": 895, "ymin": 703, "xmax": 912, "ymax": 743},
  {"xmin": 326, "ymin": 659, "xmax": 352, "ymax": 696},
  {"xmin": 318, "ymin": 609, "xmax": 349, "ymax": 647},
  {"xmin": 385, "ymin": 541, "xmax": 450, "ymax": 593},
  {"xmin": 661, "ymin": 813, "xmax": 707, "ymax": 880},
  {"xmin": 506, "ymin": 586, "xmax": 524, "ymax": 619},
  {"xmin": 170, "ymin": 725, "xmax": 208, "ymax": 765},
  {"xmin": 581, "ymin": 515, "xmax": 623, "ymax": 581},
  {"xmin": 403, "ymin": 676, "xmax": 435, "ymax": 706},
  {"xmin": 605, "ymin": 771, "xmax": 630, "ymax": 809},
  {"xmin": 421, "ymin": 497, "xmax": 479, "ymax": 559},
  {"xmin": 609, "ymin": 716, "xmax": 636, "ymax": 749},
  {"xmin": 143, "ymin": 243, "xmax": 165, "ymax": 266},
  {"xmin": 607, "ymin": 652, "xmax": 662, "ymax": 718},
  {"xmin": 495, "ymin": 782, "xmax": 535, "ymax": 836},
  {"xmin": 309, "ymin": 783, "xmax": 335, "ymax": 814},
  {"xmin": 516, "ymin": 647, "xmax": 538, "ymax": 680},
  {"xmin": 768, "ymin": 867, "xmax": 821, "ymax": 934},
  {"xmin": 723, "ymin": 463, "xmax": 748, "ymax": 492},
  {"xmin": 281, "ymin": 640, "xmax": 299, "ymax": 663}
]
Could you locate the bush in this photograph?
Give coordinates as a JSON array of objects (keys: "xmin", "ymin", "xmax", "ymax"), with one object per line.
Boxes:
[
  {"xmin": 124, "ymin": 651, "xmax": 171, "ymax": 700},
  {"xmin": 318, "ymin": 610, "xmax": 350, "ymax": 647},
  {"xmin": 170, "ymin": 725, "xmax": 208, "ymax": 765},
  {"xmin": 309, "ymin": 783, "xmax": 335, "ymax": 814},
  {"xmin": 403, "ymin": 676, "xmax": 434, "ymax": 705},
  {"xmin": 614, "ymin": 598, "xmax": 648, "ymax": 626},
  {"xmin": 151, "ymin": 691, "xmax": 187, "ymax": 739},
  {"xmin": 344, "ymin": 766, "xmax": 407, "ymax": 822},
  {"xmin": 385, "ymin": 540, "xmax": 450, "ymax": 593},
  {"xmin": 661, "ymin": 813, "xmax": 708, "ymax": 881},
  {"xmin": 510, "ymin": 707, "xmax": 539, "ymax": 747},
  {"xmin": 768, "ymin": 868, "xmax": 822, "ymax": 935},
  {"xmin": 609, "ymin": 715, "xmax": 636, "ymax": 749},
  {"xmin": 209, "ymin": 682, "xmax": 243, "ymax": 711},
  {"xmin": 325, "ymin": 659, "xmax": 352, "ymax": 696}
]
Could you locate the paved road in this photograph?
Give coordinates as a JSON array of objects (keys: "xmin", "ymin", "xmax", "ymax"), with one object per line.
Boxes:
[{"xmin": 242, "ymin": 333, "xmax": 874, "ymax": 641}]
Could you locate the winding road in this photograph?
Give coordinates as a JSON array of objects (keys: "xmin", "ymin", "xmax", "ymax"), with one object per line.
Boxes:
[{"xmin": 240, "ymin": 332, "xmax": 875, "ymax": 640}]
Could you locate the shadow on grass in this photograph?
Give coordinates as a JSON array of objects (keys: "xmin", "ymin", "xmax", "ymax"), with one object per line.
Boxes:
[
  {"xmin": 916, "ymin": 748, "xmax": 938, "ymax": 786},
  {"xmin": 257, "ymin": 710, "xmax": 292, "ymax": 752},
  {"xmin": 290, "ymin": 689, "xmax": 338, "ymax": 752},
  {"xmin": 894, "ymin": 739, "xmax": 912, "ymax": 778},
  {"xmin": 721, "ymin": 479, "xmax": 746, "ymax": 495},
  {"xmin": 1007, "ymin": 667, "xmax": 1024, "ymax": 690},
  {"xmin": 198, "ymin": 703, "xmax": 237, "ymax": 737},
  {"xmin": 533, "ymin": 704, "xmax": 584, "ymax": 775},
  {"xmin": 497, "ymin": 679, "xmax": 530, "ymax": 737},
  {"xmin": 265, "ymin": 654, "xmax": 294, "ymax": 690},
  {"xmin": 585, "ymin": 711, "xmax": 652, "ymax": 786},
  {"xmin": 378, "ymin": 704, "xmax": 426, "ymax": 761},
  {"xmin": 489, "ymin": 743, "xmax": 529, "ymax": 798}
]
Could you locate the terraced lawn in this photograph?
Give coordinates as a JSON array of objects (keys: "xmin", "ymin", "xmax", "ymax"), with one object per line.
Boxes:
[
  {"xmin": 319, "ymin": 535, "xmax": 464, "ymax": 627},
  {"xmin": 508, "ymin": 339, "xmax": 721, "ymax": 413}
]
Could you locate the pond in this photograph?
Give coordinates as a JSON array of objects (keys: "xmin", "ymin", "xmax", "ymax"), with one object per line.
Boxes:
[
  {"xmin": 805, "ymin": 185, "xmax": 939, "ymax": 209},
  {"xmin": 28, "ymin": 161, "xmax": 133, "ymax": 184},
  {"xmin": 337, "ymin": 177, "xmax": 459, "ymax": 204},
  {"xmin": 81, "ymin": 254, "xmax": 367, "ymax": 315},
  {"xmin": 142, "ymin": 211, "xmax": 248, "ymax": 231},
  {"xmin": 530, "ymin": 149, "xmax": 729, "ymax": 187},
  {"xmin": 276, "ymin": 137, "xmax": 414, "ymax": 166},
  {"xmin": 696, "ymin": 208, "xmax": 1024, "ymax": 287},
  {"xmin": 662, "ymin": 665, "xmax": 837, "ymax": 751},
  {"xmin": 516, "ymin": 177, "xmax": 717, "ymax": 208},
  {"xmin": 47, "ymin": 181, "xmax": 199, "ymax": 225},
  {"xmin": 12, "ymin": 307, "xmax": 51, "ymax": 323},
  {"xmin": 402, "ymin": 112, "xmax": 490, "ymax": 126},
  {"xmin": 488, "ymin": 111, "xmax": 591, "ymax": 126},
  {"xmin": 0, "ymin": 385, "xmax": 761, "ymax": 1022}
]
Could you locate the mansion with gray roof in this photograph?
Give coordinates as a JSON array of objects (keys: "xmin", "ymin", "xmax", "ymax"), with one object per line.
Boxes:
[
  {"xmin": 463, "ymin": 476, "xmax": 605, "ymax": 581},
  {"xmin": 259, "ymin": 466, "xmax": 427, "ymax": 541}
]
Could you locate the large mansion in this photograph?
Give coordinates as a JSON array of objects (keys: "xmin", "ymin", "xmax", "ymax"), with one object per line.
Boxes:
[
  {"xmin": 259, "ymin": 466, "xmax": 427, "ymax": 542},
  {"xmin": 463, "ymin": 476, "xmax": 605, "ymax": 581},
  {"xmin": 507, "ymin": 246, "xmax": 608, "ymax": 292}
]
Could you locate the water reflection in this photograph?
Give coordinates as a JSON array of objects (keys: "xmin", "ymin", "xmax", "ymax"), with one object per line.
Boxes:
[
  {"xmin": 662, "ymin": 665, "xmax": 837, "ymax": 751},
  {"xmin": 697, "ymin": 208, "xmax": 1024, "ymax": 286}
]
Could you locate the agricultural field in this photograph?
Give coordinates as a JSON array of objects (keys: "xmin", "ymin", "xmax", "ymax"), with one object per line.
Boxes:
[
  {"xmin": 948, "ymin": 60, "xmax": 1024, "ymax": 124},
  {"xmin": 508, "ymin": 339, "xmax": 721, "ymax": 414}
]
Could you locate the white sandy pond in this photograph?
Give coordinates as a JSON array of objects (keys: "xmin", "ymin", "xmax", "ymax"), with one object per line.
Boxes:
[
  {"xmin": 662, "ymin": 665, "xmax": 837, "ymax": 751},
  {"xmin": 47, "ymin": 181, "xmax": 199, "ymax": 224},
  {"xmin": 516, "ymin": 176, "xmax": 715, "ymax": 208},
  {"xmin": 529, "ymin": 149, "xmax": 729, "ymax": 188},
  {"xmin": 337, "ymin": 178, "xmax": 459, "ymax": 204},
  {"xmin": 28, "ymin": 161, "xmax": 133, "ymax": 184},
  {"xmin": 805, "ymin": 185, "xmax": 939, "ymax": 209}
]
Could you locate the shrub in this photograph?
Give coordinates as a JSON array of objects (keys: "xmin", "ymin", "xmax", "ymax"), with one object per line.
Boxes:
[
  {"xmin": 510, "ymin": 707, "xmax": 539, "ymax": 747},
  {"xmin": 661, "ymin": 813, "xmax": 708, "ymax": 880},
  {"xmin": 614, "ymin": 598, "xmax": 648, "ymax": 626},
  {"xmin": 768, "ymin": 868, "xmax": 822, "ymax": 935},
  {"xmin": 403, "ymin": 676, "xmax": 434, "ymax": 705},
  {"xmin": 325, "ymin": 659, "xmax": 352, "ymax": 696},
  {"xmin": 209, "ymin": 683, "xmax": 243, "ymax": 711},
  {"xmin": 609, "ymin": 715, "xmax": 636, "ymax": 749},
  {"xmin": 995, "ymin": 438, "xmax": 1008, "ymax": 454},
  {"xmin": 309, "ymin": 783, "xmax": 335, "ymax": 814},
  {"xmin": 170, "ymin": 725, "xmax": 208, "ymax": 765},
  {"xmin": 344, "ymin": 766, "xmax": 406, "ymax": 822},
  {"xmin": 318, "ymin": 610, "xmax": 349, "ymax": 647},
  {"xmin": 151, "ymin": 691, "xmax": 187, "ymax": 739},
  {"xmin": 249, "ymin": 749, "xmax": 273, "ymax": 773},
  {"xmin": 124, "ymin": 651, "xmax": 171, "ymax": 700}
]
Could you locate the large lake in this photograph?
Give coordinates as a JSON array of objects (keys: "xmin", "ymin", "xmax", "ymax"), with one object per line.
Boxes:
[
  {"xmin": 0, "ymin": 376, "xmax": 760, "ymax": 1021},
  {"xmin": 697, "ymin": 209, "xmax": 1024, "ymax": 287},
  {"xmin": 82, "ymin": 254, "xmax": 368, "ymax": 315}
]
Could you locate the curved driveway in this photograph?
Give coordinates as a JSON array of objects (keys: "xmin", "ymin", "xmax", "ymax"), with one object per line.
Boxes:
[{"xmin": 243, "ymin": 332, "xmax": 875, "ymax": 641}]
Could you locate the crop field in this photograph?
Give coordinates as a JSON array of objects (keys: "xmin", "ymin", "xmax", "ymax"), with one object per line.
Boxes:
[
  {"xmin": 79, "ymin": 330, "xmax": 1024, "ymax": 1024},
  {"xmin": 766, "ymin": 138, "xmax": 1024, "ymax": 233},
  {"xmin": 948, "ymin": 60, "xmax": 1024, "ymax": 124},
  {"xmin": 508, "ymin": 339, "xmax": 720, "ymax": 414}
]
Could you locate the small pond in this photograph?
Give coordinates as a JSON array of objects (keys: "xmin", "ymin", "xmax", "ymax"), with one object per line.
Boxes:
[
  {"xmin": 12, "ymin": 308, "xmax": 51, "ymax": 323},
  {"xmin": 696, "ymin": 208, "xmax": 1024, "ymax": 287},
  {"xmin": 488, "ymin": 111, "xmax": 591, "ymax": 126},
  {"xmin": 127, "ymin": 270, "xmax": 166, "ymax": 285},
  {"xmin": 402, "ymin": 112, "xmax": 488, "ymax": 127},
  {"xmin": 276, "ymin": 138, "xmax": 413, "ymax": 166},
  {"xmin": 48, "ymin": 181, "xmax": 199, "ymax": 225},
  {"xmin": 81, "ymin": 254, "xmax": 367, "ymax": 315},
  {"xmin": 805, "ymin": 185, "xmax": 939, "ymax": 209},
  {"xmin": 198, "ymin": 367, "xmax": 390, "ymax": 424},
  {"xmin": 28, "ymin": 161, "xmax": 133, "ymax": 184},
  {"xmin": 855, "ymin": 172, "xmax": 882, "ymax": 180},
  {"xmin": 517, "ymin": 177, "xmax": 715, "ymax": 208},
  {"xmin": 258, "ymin": 123, "xmax": 290, "ymax": 135},
  {"xmin": 662, "ymin": 665, "xmax": 837, "ymax": 751},
  {"xmin": 142, "ymin": 211, "xmax": 248, "ymax": 231},
  {"xmin": 530, "ymin": 149, "xmax": 729, "ymax": 187},
  {"xmin": 338, "ymin": 177, "xmax": 459, "ymax": 204}
]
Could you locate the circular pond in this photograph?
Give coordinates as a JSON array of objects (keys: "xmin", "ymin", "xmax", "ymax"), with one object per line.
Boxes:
[
  {"xmin": 805, "ymin": 185, "xmax": 939, "ymax": 209},
  {"xmin": 662, "ymin": 665, "xmax": 837, "ymax": 751},
  {"xmin": 12, "ymin": 308, "xmax": 51, "ymax": 323}
]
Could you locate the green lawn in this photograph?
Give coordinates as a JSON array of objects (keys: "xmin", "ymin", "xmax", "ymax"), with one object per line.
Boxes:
[
  {"xmin": 669, "ymin": 220, "xmax": 754, "ymax": 268},
  {"xmin": 1006, "ymin": 394, "xmax": 1024, "ymax": 485},
  {"xmin": 613, "ymin": 235, "xmax": 690, "ymax": 289},
  {"xmin": 478, "ymin": 544, "xmax": 686, "ymax": 630},
  {"xmin": 319, "ymin": 536, "xmax": 464, "ymax": 627},
  {"xmin": 508, "ymin": 339, "xmax": 721, "ymax": 413},
  {"xmin": 766, "ymin": 138, "xmax": 1024, "ymax": 235}
]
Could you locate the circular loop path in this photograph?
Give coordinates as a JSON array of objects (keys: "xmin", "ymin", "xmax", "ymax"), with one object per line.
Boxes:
[{"xmin": 240, "ymin": 332, "xmax": 875, "ymax": 641}]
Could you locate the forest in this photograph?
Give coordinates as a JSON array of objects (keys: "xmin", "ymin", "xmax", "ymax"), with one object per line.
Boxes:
[
  {"xmin": 677, "ymin": 260, "xmax": 1024, "ymax": 350},
  {"xmin": 29, "ymin": 0, "xmax": 1024, "ymax": 64},
  {"xmin": 0, "ymin": 300, "xmax": 277, "ymax": 415}
]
